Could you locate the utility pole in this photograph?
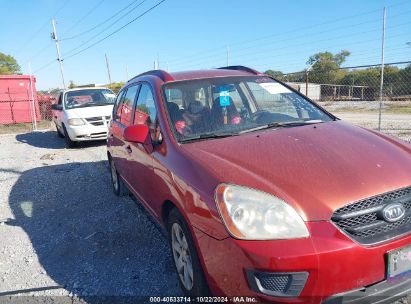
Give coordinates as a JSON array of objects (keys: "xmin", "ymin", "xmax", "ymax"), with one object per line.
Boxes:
[
  {"xmin": 378, "ymin": 7, "xmax": 386, "ymax": 132},
  {"xmin": 51, "ymin": 19, "xmax": 66, "ymax": 89},
  {"xmin": 105, "ymin": 53, "xmax": 112, "ymax": 89},
  {"xmin": 226, "ymin": 45, "xmax": 230, "ymax": 66},
  {"xmin": 305, "ymin": 60, "xmax": 317, "ymax": 97},
  {"xmin": 28, "ymin": 62, "xmax": 37, "ymax": 131}
]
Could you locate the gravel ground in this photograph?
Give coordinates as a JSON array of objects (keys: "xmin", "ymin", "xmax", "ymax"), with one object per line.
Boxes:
[
  {"xmin": 0, "ymin": 131, "xmax": 181, "ymax": 303},
  {"xmin": 1, "ymin": 122, "xmax": 411, "ymax": 303},
  {"xmin": 319, "ymin": 100, "xmax": 411, "ymax": 143}
]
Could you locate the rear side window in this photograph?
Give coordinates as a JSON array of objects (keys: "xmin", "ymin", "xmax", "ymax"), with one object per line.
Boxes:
[
  {"xmin": 113, "ymin": 90, "xmax": 125, "ymax": 121},
  {"xmin": 121, "ymin": 85, "xmax": 139, "ymax": 126}
]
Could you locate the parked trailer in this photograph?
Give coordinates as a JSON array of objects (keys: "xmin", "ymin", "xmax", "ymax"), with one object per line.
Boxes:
[{"xmin": 0, "ymin": 75, "xmax": 40, "ymax": 124}]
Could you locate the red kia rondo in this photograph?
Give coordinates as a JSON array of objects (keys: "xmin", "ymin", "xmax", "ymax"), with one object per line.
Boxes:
[{"xmin": 107, "ymin": 66, "xmax": 411, "ymax": 303}]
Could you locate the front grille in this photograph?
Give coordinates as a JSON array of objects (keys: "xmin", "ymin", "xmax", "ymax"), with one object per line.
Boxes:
[
  {"xmin": 332, "ymin": 186, "xmax": 411, "ymax": 245},
  {"xmin": 85, "ymin": 116, "xmax": 111, "ymax": 126}
]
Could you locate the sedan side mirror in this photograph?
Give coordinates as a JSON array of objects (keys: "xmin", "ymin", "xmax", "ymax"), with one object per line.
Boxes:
[
  {"xmin": 124, "ymin": 124, "xmax": 149, "ymax": 144},
  {"xmin": 51, "ymin": 104, "xmax": 63, "ymax": 111}
]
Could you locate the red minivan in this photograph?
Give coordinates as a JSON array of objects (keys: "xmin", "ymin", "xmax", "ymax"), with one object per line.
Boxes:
[{"xmin": 107, "ymin": 66, "xmax": 411, "ymax": 303}]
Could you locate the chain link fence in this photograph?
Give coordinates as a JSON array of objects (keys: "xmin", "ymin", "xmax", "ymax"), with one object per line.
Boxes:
[
  {"xmin": 1, "ymin": 63, "xmax": 410, "ymax": 143},
  {"xmin": 281, "ymin": 62, "xmax": 411, "ymax": 142},
  {"xmin": 0, "ymin": 76, "xmax": 56, "ymax": 134}
]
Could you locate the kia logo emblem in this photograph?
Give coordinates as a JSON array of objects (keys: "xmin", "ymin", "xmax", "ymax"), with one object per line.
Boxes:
[{"xmin": 382, "ymin": 203, "xmax": 406, "ymax": 223}]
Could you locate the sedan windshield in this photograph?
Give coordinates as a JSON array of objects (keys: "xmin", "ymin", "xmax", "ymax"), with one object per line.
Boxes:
[
  {"xmin": 64, "ymin": 89, "xmax": 116, "ymax": 109},
  {"xmin": 163, "ymin": 76, "xmax": 333, "ymax": 142}
]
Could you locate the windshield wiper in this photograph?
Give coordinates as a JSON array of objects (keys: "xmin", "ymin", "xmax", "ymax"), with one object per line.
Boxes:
[
  {"xmin": 240, "ymin": 120, "xmax": 323, "ymax": 134},
  {"xmin": 267, "ymin": 119, "xmax": 323, "ymax": 127},
  {"xmin": 180, "ymin": 132, "xmax": 239, "ymax": 143}
]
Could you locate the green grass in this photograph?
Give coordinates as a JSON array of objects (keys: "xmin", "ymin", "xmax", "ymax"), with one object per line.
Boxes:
[{"xmin": 0, "ymin": 120, "xmax": 52, "ymax": 134}]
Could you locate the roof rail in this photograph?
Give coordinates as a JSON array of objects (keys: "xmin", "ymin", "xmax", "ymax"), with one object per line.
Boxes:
[
  {"xmin": 128, "ymin": 70, "xmax": 174, "ymax": 83},
  {"xmin": 218, "ymin": 65, "xmax": 262, "ymax": 75}
]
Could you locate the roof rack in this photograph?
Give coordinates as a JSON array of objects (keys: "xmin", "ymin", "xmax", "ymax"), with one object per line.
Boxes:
[
  {"xmin": 218, "ymin": 65, "xmax": 262, "ymax": 75},
  {"xmin": 128, "ymin": 70, "xmax": 174, "ymax": 83}
]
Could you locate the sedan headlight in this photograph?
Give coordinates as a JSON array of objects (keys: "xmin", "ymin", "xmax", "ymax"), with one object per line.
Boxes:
[
  {"xmin": 215, "ymin": 184, "xmax": 309, "ymax": 240},
  {"xmin": 67, "ymin": 118, "xmax": 85, "ymax": 126}
]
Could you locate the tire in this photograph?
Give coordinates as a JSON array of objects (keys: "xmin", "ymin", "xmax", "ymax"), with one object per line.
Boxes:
[
  {"xmin": 167, "ymin": 208, "xmax": 210, "ymax": 296},
  {"xmin": 109, "ymin": 156, "xmax": 129, "ymax": 196},
  {"xmin": 62, "ymin": 124, "xmax": 77, "ymax": 148},
  {"xmin": 56, "ymin": 124, "xmax": 64, "ymax": 138}
]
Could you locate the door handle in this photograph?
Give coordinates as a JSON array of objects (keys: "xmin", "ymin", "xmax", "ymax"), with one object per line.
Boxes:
[{"xmin": 126, "ymin": 145, "xmax": 132, "ymax": 153}]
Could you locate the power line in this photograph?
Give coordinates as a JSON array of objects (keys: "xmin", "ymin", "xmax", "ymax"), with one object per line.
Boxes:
[
  {"xmin": 60, "ymin": 0, "xmax": 145, "ymax": 41},
  {"xmin": 32, "ymin": 0, "xmax": 165, "ymax": 74},
  {"xmin": 33, "ymin": 59, "xmax": 57, "ymax": 74},
  {"xmin": 15, "ymin": 0, "xmax": 70, "ymax": 56},
  {"xmin": 62, "ymin": 0, "xmax": 148, "ymax": 57},
  {"xmin": 177, "ymin": 31, "xmax": 411, "ymax": 72},
  {"xmin": 168, "ymin": 11, "xmax": 411, "ymax": 68},
  {"xmin": 60, "ymin": 0, "xmax": 106, "ymax": 37},
  {"xmin": 64, "ymin": 0, "xmax": 167, "ymax": 60},
  {"xmin": 169, "ymin": 7, "xmax": 411, "ymax": 64}
]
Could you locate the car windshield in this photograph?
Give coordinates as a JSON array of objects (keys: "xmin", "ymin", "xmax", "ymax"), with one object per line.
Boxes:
[
  {"xmin": 163, "ymin": 76, "xmax": 333, "ymax": 142},
  {"xmin": 64, "ymin": 89, "xmax": 116, "ymax": 109}
]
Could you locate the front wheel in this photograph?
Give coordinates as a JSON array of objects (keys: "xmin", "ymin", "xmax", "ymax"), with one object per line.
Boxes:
[
  {"xmin": 56, "ymin": 124, "xmax": 64, "ymax": 138},
  {"xmin": 167, "ymin": 208, "xmax": 209, "ymax": 296},
  {"xmin": 62, "ymin": 124, "xmax": 77, "ymax": 148}
]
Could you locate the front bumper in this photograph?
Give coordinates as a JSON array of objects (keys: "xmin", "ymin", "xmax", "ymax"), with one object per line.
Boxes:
[
  {"xmin": 192, "ymin": 221, "xmax": 411, "ymax": 303},
  {"xmin": 65, "ymin": 124, "xmax": 108, "ymax": 141},
  {"xmin": 324, "ymin": 274, "xmax": 411, "ymax": 304}
]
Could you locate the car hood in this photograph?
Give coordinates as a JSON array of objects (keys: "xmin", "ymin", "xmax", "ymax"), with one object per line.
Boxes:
[
  {"xmin": 182, "ymin": 121, "xmax": 411, "ymax": 221},
  {"xmin": 65, "ymin": 105, "xmax": 113, "ymax": 119}
]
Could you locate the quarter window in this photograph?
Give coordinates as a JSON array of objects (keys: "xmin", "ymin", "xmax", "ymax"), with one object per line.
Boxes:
[
  {"xmin": 121, "ymin": 85, "xmax": 139, "ymax": 126},
  {"xmin": 134, "ymin": 84, "xmax": 159, "ymax": 142},
  {"xmin": 134, "ymin": 84, "xmax": 156, "ymax": 125},
  {"xmin": 113, "ymin": 90, "xmax": 125, "ymax": 121}
]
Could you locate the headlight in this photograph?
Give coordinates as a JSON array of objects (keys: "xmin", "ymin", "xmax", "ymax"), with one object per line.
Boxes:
[
  {"xmin": 67, "ymin": 118, "xmax": 85, "ymax": 126},
  {"xmin": 215, "ymin": 184, "xmax": 309, "ymax": 240}
]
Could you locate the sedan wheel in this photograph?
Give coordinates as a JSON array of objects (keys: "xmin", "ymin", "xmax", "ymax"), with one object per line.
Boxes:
[
  {"xmin": 171, "ymin": 222, "xmax": 194, "ymax": 290},
  {"xmin": 167, "ymin": 208, "xmax": 209, "ymax": 296}
]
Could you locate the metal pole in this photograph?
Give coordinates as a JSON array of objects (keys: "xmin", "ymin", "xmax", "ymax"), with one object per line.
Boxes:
[
  {"xmin": 105, "ymin": 53, "xmax": 112, "ymax": 89},
  {"xmin": 28, "ymin": 62, "xmax": 37, "ymax": 131},
  {"xmin": 378, "ymin": 7, "xmax": 386, "ymax": 131},
  {"xmin": 305, "ymin": 72, "xmax": 309, "ymax": 96},
  {"xmin": 226, "ymin": 45, "xmax": 230, "ymax": 66},
  {"xmin": 51, "ymin": 19, "xmax": 66, "ymax": 89}
]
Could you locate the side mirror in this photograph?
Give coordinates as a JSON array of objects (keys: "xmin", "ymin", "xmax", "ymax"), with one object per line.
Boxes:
[
  {"xmin": 124, "ymin": 124, "xmax": 149, "ymax": 144},
  {"xmin": 51, "ymin": 104, "xmax": 63, "ymax": 111}
]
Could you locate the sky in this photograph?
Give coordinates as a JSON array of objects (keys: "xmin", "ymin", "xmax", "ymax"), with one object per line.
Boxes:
[{"xmin": 0, "ymin": 0, "xmax": 410, "ymax": 90}]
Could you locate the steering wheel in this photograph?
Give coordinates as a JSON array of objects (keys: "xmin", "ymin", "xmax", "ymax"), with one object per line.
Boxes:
[{"xmin": 251, "ymin": 110, "xmax": 271, "ymax": 123}]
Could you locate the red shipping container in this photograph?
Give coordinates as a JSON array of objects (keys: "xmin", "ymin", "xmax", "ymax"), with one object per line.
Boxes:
[{"xmin": 0, "ymin": 75, "xmax": 41, "ymax": 124}]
